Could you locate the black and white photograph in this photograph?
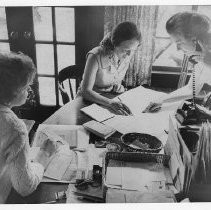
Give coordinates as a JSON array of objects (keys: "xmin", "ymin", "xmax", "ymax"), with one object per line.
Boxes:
[{"xmin": 1, "ymin": 0, "xmax": 211, "ymax": 208}]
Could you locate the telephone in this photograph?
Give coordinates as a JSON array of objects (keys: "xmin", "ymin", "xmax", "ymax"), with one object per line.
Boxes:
[
  {"xmin": 176, "ymin": 95, "xmax": 211, "ymax": 125},
  {"xmin": 175, "ymin": 53, "xmax": 211, "ymax": 125}
]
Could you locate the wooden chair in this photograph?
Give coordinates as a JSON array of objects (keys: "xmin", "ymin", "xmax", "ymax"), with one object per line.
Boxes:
[{"xmin": 58, "ymin": 64, "xmax": 83, "ymax": 104}]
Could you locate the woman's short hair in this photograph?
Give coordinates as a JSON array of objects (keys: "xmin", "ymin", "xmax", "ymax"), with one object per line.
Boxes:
[
  {"xmin": 100, "ymin": 21, "xmax": 141, "ymax": 53},
  {"xmin": 0, "ymin": 52, "xmax": 36, "ymax": 104},
  {"xmin": 166, "ymin": 12, "xmax": 211, "ymax": 44}
]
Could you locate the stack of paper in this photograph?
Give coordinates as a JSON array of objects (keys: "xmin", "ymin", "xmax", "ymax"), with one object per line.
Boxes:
[
  {"xmin": 105, "ymin": 160, "xmax": 166, "ymax": 191},
  {"xmin": 83, "ymin": 120, "xmax": 116, "ymax": 139},
  {"xmin": 106, "ymin": 188, "xmax": 175, "ymax": 203},
  {"xmin": 193, "ymin": 121, "xmax": 211, "ymax": 184},
  {"xmin": 165, "ymin": 115, "xmax": 193, "ymax": 194}
]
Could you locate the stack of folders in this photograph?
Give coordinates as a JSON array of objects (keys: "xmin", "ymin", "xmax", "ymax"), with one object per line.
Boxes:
[
  {"xmin": 83, "ymin": 120, "xmax": 116, "ymax": 139},
  {"xmin": 192, "ymin": 121, "xmax": 211, "ymax": 184}
]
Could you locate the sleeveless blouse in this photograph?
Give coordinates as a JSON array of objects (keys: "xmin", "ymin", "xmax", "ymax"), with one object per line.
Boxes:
[{"xmin": 77, "ymin": 46, "xmax": 132, "ymax": 96}]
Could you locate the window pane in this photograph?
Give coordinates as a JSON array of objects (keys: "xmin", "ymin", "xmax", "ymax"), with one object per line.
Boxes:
[
  {"xmin": 36, "ymin": 44, "xmax": 54, "ymax": 75},
  {"xmin": 57, "ymin": 45, "xmax": 75, "ymax": 71},
  {"xmin": 38, "ymin": 77, "xmax": 56, "ymax": 105},
  {"xmin": 198, "ymin": 6, "xmax": 211, "ymax": 20},
  {"xmin": 153, "ymin": 42, "xmax": 183, "ymax": 67},
  {"xmin": 156, "ymin": 5, "xmax": 192, "ymax": 37},
  {"xmin": 154, "ymin": 38, "xmax": 171, "ymax": 61},
  {"xmin": 0, "ymin": 7, "xmax": 8, "ymax": 39},
  {"xmin": 55, "ymin": 7, "xmax": 75, "ymax": 42},
  {"xmin": 33, "ymin": 7, "xmax": 53, "ymax": 41},
  {"xmin": 0, "ymin": 42, "xmax": 10, "ymax": 52}
]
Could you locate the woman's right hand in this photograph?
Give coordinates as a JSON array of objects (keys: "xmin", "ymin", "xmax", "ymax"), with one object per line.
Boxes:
[
  {"xmin": 34, "ymin": 139, "xmax": 60, "ymax": 168},
  {"xmin": 40, "ymin": 138, "xmax": 59, "ymax": 157},
  {"xmin": 108, "ymin": 100, "xmax": 132, "ymax": 116}
]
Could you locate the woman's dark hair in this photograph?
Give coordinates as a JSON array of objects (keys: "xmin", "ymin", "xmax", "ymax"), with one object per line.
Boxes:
[
  {"xmin": 100, "ymin": 21, "xmax": 141, "ymax": 53},
  {"xmin": 166, "ymin": 12, "xmax": 211, "ymax": 45}
]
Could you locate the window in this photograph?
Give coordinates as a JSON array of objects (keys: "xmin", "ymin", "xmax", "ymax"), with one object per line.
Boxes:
[
  {"xmin": 33, "ymin": 7, "xmax": 75, "ymax": 106},
  {"xmin": 153, "ymin": 5, "xmax": 211, "ymax": 69},
  {"xmin": 0, "ymin": 7, "xmax": 10, "ymax": 52}
]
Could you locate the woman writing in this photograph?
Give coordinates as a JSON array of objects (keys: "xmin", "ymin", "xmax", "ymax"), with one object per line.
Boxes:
[
  {"xmin": 0, "ymin": 52, "xmax": 57, "ymax": 203},
  {"xmin": 77, "ymin": 21, "xmax": 141, "ymax": 115},
  {"xmin": 144, "ymin": 12, "xmax": 211, "ymax": 112}
]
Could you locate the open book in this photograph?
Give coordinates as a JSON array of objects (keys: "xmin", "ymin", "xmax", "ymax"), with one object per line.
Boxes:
[
  {"xmin": 31, "ymin": 124, "xmax": 90, "ymax": 183},
  {"xmin": 30, "ymin": 146, "xmax": 89, "ymax": 183}
]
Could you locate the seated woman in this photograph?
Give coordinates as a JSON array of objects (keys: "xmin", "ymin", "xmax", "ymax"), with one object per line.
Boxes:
[
  {"xmin": 77, "ymin": 21, "xmax": 141, "ymax": 115},
  {"xmin": 144, "ymin": 12, "xmax": 211, "ymax": 112},
  {"xmin": 0, "ymin": 52, "xmax": 57, "ymax": 203}
]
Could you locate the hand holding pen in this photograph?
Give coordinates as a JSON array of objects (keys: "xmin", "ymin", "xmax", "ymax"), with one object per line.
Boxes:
[
  {"xmin": 108, "ymin": 97, "xmax": 133, "ymax": 116},
  {"xmin": 117, "ymin": 97, "xmax": 133, "ymax": 115}
]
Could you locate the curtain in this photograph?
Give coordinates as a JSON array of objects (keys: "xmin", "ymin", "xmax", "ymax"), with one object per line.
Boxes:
[{"xmin": 104, "ymin": 6, "xmax": 159, "ymax": 87}]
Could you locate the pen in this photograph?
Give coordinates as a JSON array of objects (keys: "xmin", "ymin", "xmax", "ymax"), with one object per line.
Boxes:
[
  {"xmin": 117, "ymin": 97, "xmax": 122, "ymax": 102},
  {"xmin": 164, "ymin": 129, "xmax": 169, "ymax": 134}
]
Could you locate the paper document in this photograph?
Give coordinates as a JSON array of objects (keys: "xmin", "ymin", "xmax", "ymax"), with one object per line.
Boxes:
[
  {"xmin": 83, "ymin": 120, "xmax": 116, "ymax": 139},
  {"xmin": 22, "ymin": 119, "xmax": 35, "ymax": 132},
  {"xmin": 33, "ymin": 124, "xmax": 89, "ymax": 149},
  {"xmin": 106, "ymin": 160, "xmax": 166, "ymax": 191},
  {"xmin": 117, "ymin": 86, "xmax": 167, "ymax": 115},
  {"xmin": 80, "ymin": 103, "xmax": 115, "ymax": 122}
]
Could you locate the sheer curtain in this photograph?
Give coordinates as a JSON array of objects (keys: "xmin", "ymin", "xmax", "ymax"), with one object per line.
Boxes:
[{"xmin": 104, "ymin": 6, "xmax": 159, "ymax": 87}]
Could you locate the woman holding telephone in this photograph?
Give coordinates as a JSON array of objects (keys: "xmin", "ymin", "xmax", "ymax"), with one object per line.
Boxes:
[{"xmin": 144, "ymin": 12, "xmax": 211, "ymax": 113}]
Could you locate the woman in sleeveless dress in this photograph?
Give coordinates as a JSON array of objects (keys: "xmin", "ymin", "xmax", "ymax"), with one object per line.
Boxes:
[{"xmin": 77, "ymin": 21, "xmax": 141, "ymax": 115}]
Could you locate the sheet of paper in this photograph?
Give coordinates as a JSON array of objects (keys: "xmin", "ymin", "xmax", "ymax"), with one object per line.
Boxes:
[
  {"xmin": 22, "ymin": 119, "xmax": 35, "ymax": 132},
  {"xmin": 118, "ymin": 86, "xmax": 167, "ymax": 115},
  {"xmin": 33, "ymin": 124, "xmax": 89, "ymax": 149},
  {"xmin": 106, "ymin": 160, "xmax": 122, "ymax": 186},
  {"xmin": 44, "ymin": 153, "xmax": 72, "ymax": 180},
  {"xmin": 44, "ymin": 145, "xmax": 75, "ymax": 180},
  {"xmin": 80, "ymin": 103, "xmax": 115, "ymax": 122},
  {"xmin": 86, "ymin": 144, "xmax": 106, "ymax": 169},
  {"xmin": 121, "ymin": 162, "xmax": 166, "ymax": 191},
  {"xmin": 125, "ymin": 191, "xmax": 175, "ymax": 203}
]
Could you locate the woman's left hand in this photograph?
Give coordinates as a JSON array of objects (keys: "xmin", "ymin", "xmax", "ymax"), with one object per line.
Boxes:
[{"xmin": 143, "ymin": 101, "xmax": 162, "ymax": 113}]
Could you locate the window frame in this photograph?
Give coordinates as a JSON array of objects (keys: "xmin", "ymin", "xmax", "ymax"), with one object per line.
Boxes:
[
  {"xmin": 152, "ymin": 5, "xmax": 198, "ymax": 74},
  {"xmin": 34, "ymin": 6, "xmax": 76, "ymax": 106}
]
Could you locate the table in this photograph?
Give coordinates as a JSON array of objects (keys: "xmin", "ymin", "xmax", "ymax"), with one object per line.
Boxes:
[
  {"xmin": 6, "ymin": 86, "xmax": 180, "ymax": 204},
  {"xmin": 6, "ymin": 183, "xmax": 68, "ymax": 204},
  {"xmin": 44, "ymin": 93, "xmax": 118, "ymax": 125}
]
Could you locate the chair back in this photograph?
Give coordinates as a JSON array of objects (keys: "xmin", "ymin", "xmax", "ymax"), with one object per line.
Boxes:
[{"xmin": 58, "ymin": 64, "xmax": 83, "ymax": 104}]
